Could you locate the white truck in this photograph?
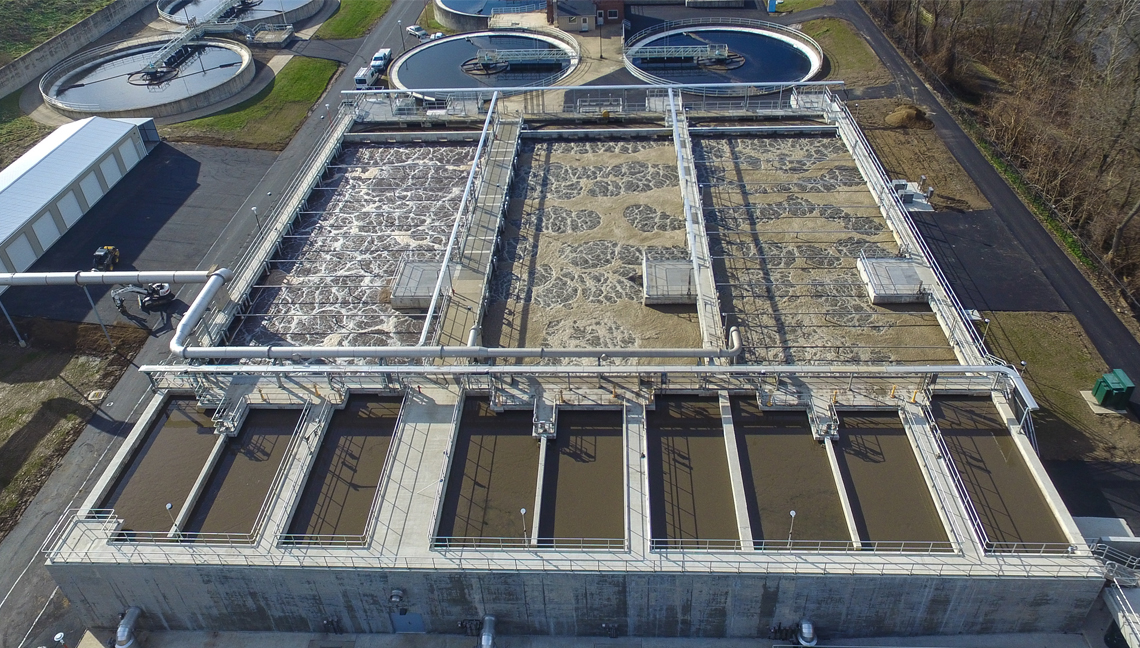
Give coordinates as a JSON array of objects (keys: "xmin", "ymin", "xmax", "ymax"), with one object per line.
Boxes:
[{"xmin": 354, "ymin": 66, "xmax": 380, "ymax": 89}]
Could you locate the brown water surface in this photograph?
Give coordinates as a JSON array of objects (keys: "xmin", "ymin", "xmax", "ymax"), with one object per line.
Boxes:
[
  {"xmin": 647, "ymin": 396, "xmax": 737, "ymax": 543},
  {"xmin": 833, "ymin": 411, "xmax": 947, "ymax": 544},
  {"xmin": 101, "ymin": 397, "xmax": 217, "ymax": 533},
  {"xmin": 537, "ymin": 410, "xmax": 624, "ymax": 541},
  {"xmin": 288, "ymin": 395, "xmax": 401, "ymax": 537},
  {"xmin": 184, "ymin": 409, "xmax": 300, "ymax": 535},
  {"xmin": 731, "ymin": 398, "xmax": 849, "ymax": 544},
  {"xmin": 437, "ymin": 398, "xmax": 539, "ymax": 540},
  {"xmin": 931, "ymin": 397, "xmax": 1067, "ymax": 545}
]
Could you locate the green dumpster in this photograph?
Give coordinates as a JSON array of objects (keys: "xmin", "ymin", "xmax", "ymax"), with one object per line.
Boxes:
[{"xmin": 1110, "ymin": 369, "xmax": 1135, "ymax": 408}]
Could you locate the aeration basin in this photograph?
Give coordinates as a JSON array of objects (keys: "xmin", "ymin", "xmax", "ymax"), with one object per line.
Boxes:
[
  {"xmin": 184, "ymin": 409, "xmax": 300, "ymax": 536},
  {"xmin": 437, "ymin": 398, "xmax": 539, "ymax": 544},
  {"xmin": 647, "ymin": 396, "xmax": 737, "ymax": 546},
  {"xmin": 731, "ymin": 398, "xmax": 849, "ymax": 545},
  {"xmin": 388, "ymin": 31, "xmax": 578, "ymax": 97},
  {"xmin": 832, "ymin": 411, "xmax": 948, "ymax": 547},
  {"xmin": 101, "ymin": 397, "xmax": 217, "ymax": 534},
  {"xmin": 40, "ymin": 36, "xmax": 254, "ymax": 118},
  {"xmin": 537, "ymin": 410, "xmax": 624, "ymax": 544},
  {"xmin": 288, "ymin": 396, "xmax": 400, "ymax": 538}
]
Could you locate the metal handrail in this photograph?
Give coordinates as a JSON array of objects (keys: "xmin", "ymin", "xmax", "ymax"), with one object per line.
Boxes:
[
  {"xmin": 433, "ymin": 537, "xmax": 627, "ymax": 550},
  {"xmin": 922, "ymin": 406, "xmax": 990, "ymax": 548},
  {"xmin": 489, "ymin": 2, "xmax": 544, "ymax": 15},
  {"xmin": 651, "ymin": 538, "xmax": 957, "ymax": 553},
  {"xmin": 425, "ymin": 398, "xmax": 465, "ymax": 544}
]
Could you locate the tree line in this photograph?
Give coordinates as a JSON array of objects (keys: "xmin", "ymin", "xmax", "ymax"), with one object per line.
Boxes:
[{"xmin": 866, "ymin": 0, "xmax": 1140, "ymax": 302}]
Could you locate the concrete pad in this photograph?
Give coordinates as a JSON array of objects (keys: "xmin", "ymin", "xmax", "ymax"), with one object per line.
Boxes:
[
  {"xmin": 1083, "ymin": 390, "xmax": 1130, "ymax": 416},
  {"xmin": 1074, "ymin": 516, "xmax": 1136, "ymax": 539}
]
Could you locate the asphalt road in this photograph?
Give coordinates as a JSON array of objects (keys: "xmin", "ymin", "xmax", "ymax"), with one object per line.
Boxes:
[
  {"xmin": 816, "ymin": 3, "xmax": 1140, "ymax": 399},
  {"xmin": 0, "ymin": 2, "xmax": 425, "ymax": 646}
]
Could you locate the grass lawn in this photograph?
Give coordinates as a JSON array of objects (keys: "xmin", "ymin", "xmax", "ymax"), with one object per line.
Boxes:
[
  {"xmin": 803, "ymin": 18, "xmax": 893, "ymax": 88},
  {"xmin": 418, "ymin": 2, "xmax": 455, "ymax": 35},
  {"xmin": 0, "ymin": 0, "xmax": 114, "ymax": 62},
  {"xmin": 982, "ymin": 311, "xmax": 1140, "ymax": 463},
  {"xmin": 315, "ymin": 0, "xmax": 393, "ymax": 40},
  {"xmin": 0, "ymin": 322, "xmax": 146, "ymax": 542},
  {"xmin": 161, "ymin": 57, "xmax": 338, "ymax": 150},
  {"xmin": 0, "ymin": 90, "xmax": 53, "ymax": 170},
  {"xmin": 773, "ymin": 0, "xmax": 832, "ymax": 12}
]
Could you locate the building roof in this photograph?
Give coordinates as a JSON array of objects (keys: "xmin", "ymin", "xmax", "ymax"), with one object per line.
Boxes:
[
  {"xmin": 558, "ymin": 0, "xmax": 596, "ymax": 16},
  {"xmin": 0, "ymin": 116, "xmax": 136, "ymax": 245}
]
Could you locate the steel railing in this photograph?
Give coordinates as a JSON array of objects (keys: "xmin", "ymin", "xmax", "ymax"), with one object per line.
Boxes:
[{"xmin": 433, "ymin": 537, "xmax": 627, "ymax": 551}]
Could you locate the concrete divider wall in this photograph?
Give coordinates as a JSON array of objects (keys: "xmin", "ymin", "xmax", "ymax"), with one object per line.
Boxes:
[
  {"xmin": 48, "ymin": 562, "xmax": 1101, "ymax": 637},
  {"xmin": 433, "ymin": 0, "xmax": 492, "ymax": 32},
  {"xmin": 0, "ymin": 0, "xmax": 153, "ymax": 100}
]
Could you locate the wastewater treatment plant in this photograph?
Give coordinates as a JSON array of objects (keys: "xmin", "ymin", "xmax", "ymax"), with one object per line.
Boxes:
[{"xmin": 0, "ymin": 9, "xmax": 1112, "ymax": 646}]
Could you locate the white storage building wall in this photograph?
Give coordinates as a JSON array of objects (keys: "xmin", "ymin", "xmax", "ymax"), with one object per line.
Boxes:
[{"xmin": 0, "ymin": 117, "xmax": 153, "ymax": 284}]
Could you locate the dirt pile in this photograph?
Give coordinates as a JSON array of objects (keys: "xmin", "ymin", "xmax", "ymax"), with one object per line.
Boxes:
[{"xmin": 885, "ymin": 105, "xmax": 934, "ymax": 129}]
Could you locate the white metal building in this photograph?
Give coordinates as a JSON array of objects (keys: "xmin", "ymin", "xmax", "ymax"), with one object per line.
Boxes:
[{"xmin": 0, "ymin": 116, "xmax": 156, "ymax": 286}]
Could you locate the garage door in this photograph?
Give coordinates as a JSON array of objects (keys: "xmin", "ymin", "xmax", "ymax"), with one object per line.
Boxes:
[
  {"xmin": 118, "ymin": 139, "xmax": 140, "ymax": 170},
  {"xmin": 57, "ymin": 190, "xmax": 84, "ymax": 227},
  {"xmin": 6, "ymin": 234, "xmax": 37, "ymax": 272},
  {"xmin": 31, "ymin": 212, "xmax": 60, "ymax": 250},
  {"xmin": 79, "ymin": 171, "xmax": 103, "ymax": 207},
  {"xmin": 99, "ymin": 155, "xmax": 122, "ymax": 186}
]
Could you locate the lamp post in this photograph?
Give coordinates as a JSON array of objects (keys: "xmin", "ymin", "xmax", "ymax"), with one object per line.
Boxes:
[
  {"xmin": 398, "ymin": 20, "xmax": 407, "ymax": 54},
  {"xmin": 520, "ymin": 507, "xmax": 528, "ymax": 544},
  {"xmin": 981, "ymin": 318, "xmax": 990, "ymax": 344},
  {"xmin": 54, "ymin": 633, "xmax": 68, "ymax": 648},
  {"xmin": 251, "ymin": 206, "xmax": 260, "ymax": 228},
  {"xmin": 787, "ymin": 510, "xmax": 796, "ymax": 544}
]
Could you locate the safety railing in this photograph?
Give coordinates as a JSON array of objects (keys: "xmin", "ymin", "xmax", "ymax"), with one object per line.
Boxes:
[
  {"xmin": 38, "ymin": 36, "xmax": 173, "ymax": 112},
  {"xmin": 489, "ymin": 1, "xmax": 544, "ymax": 15},
  {"xmin": 922, "ymin": 405, "xmax": 990, "ymax": 550},
  {"xmin": 424, "ymin": 398, "xmax": 465, "ymax": 545},
  {"xmin": 984, "ymin": 542, "xmax": 1081, "ymax": 555},
  {"xmin": 824, "ymin": 95, "xmax": 988, "ymax": 365},
  {"xmin": 650, "ymin": 538, "xmax": 958, "ymax": 553},
  {"xmin": 433, "ymin": 537, "xmax": 627, "ymax": 551},
  {"xmin": 1105, "ymin": 583, "xmax": 1140, "ymax": 648}
]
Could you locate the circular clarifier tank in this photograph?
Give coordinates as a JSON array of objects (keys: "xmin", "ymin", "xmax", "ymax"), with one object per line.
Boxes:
[
  {"xmin": 625, "ymin": 23, "xmax": 822, "ymax": 90},
  {"xmin": 157, "ymin": 0, "xmax": 323, "ymax": 26},
  {"xmin": 389, "ymin": 31, "xmax": 579, "ymax": 97},
  {"xmin": 40, "ymin": 37, "xmax": 255, "ymax": 119}
]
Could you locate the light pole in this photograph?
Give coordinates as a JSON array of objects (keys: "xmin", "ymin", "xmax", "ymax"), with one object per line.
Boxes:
[
  {"xmin": 251, "ymin": 206, "xmax": 260, "ymax": 228},
  {"xmin": 520, "ymin": 507, "xmax": 527, "ymax": 544},
  {"xmin": 981, "ymin": 318, "xmax": 990, "ymax": 344},
  {"xmin": 398, "ymin": 20, "xmax": 407, "ymax": 54},
  {"xmin": 787, "ymin": 510, "xmax": 796, "ymax": 544},
  {"xmin": 54, "ymin": 633, "xmax": 68, "ymax": 648}
]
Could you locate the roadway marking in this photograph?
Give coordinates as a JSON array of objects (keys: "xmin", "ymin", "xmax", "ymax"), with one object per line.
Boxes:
[{"xmin": 15, "ymin": 587, "xmax": 57, "ymax": 648}]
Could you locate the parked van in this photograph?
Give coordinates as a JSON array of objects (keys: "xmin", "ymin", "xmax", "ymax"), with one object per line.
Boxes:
[{"xmin": 354, "ymin": 66, "xmax": 379, "ymax": 89}]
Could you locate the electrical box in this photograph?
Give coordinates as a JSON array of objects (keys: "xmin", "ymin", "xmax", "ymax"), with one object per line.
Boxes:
[{"xmin": 1093, "ymin": 369, "xmax": 1135, "ymax": 409}]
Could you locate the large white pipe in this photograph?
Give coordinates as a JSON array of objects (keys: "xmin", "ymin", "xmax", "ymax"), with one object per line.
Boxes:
[
  {"xmin": 115, "ymin": 606, "xmax": 142, "ymax": 648},
  {"xmin": 0, "ymin": 271, "xmax": 214, "ymax": 286},
  {"xmin": 169, "ymin": 268, "xmax": 233, "ymax": 357},
  {"xmin": 481, "ymin": 615, "xmax": 495, "ymax": 648},
  {"xmin": 173, "ymin": 327, "xmax": 743, "ymax": 360}
]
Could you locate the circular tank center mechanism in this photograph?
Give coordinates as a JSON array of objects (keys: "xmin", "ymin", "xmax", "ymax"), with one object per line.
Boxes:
[
  {"xmin": 41, "ymin": 37, "xmax": 254, "ymax": 117},
  {"xmin": 625, "ymin": 26, "xmax": 822, "ymax": 88},
  {"xmin": 389, "ymin": 31, "xmax": 579, "ymax": 96}
]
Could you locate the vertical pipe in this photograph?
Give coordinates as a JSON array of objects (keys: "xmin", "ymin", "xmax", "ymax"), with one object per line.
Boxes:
[
  {"xmin": 84, "ymin": 286, "xmax": 114, "ymax": 349},
  {"xmin": 0, "ymin": 298, "xmax": 26, "ymax": 347}
]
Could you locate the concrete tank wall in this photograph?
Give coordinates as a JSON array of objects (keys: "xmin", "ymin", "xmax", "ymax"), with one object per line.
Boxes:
[
  {"xmin": 0, "ymin": 0, "xmax": 152, "ymax": 100},
  {"xmin": 433, "ymin": 0, "xmax": 491, "ymax": 32},
  {"xmin": 49, "ymin": 563, "xmax": 1101, "ymax": 638}
]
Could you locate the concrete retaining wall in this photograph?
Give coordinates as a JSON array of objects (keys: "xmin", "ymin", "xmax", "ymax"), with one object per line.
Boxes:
[
  {"xmin": 0, "ymin": 0, "xmax": 152, "ymax": 100},
  {"xmin": 433, "ymin": 0, "xmax": 491, "ymax": 32},
  {"xmin": 49, "ymin": 563, "xmax": 1102, "ymax": 638}
]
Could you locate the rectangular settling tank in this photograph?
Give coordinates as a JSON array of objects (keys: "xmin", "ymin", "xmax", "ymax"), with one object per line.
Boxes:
[
  {"xmin": 437, "ymin": 398, "xmax": 539, "ymax": 544},
  {"xmin": 833, "ymin": 411, "xmax": 948, "ymax": 546},
  {"xmin": 731, "ymin": 398, "xmax": 849, "ymax": 545},
  {"xmin": 101, "ymin": 398, "xmax": 217, "ymax": 534},
  {"xmin": 537, "ymin": 409, "xmax": 624, "ymax": 544},
  {"xmin": 184, "ymin": 409, "xmax": 300, "ymax": 536},
  {"xmin": 288, "ymin": 395, "xmax": 401, "ymax": 538},
  {"xmin": 931, "ymin": 397, "xmax": 1068, "ymax": 547},
  {"xmin": 647, "ymin": 396, "xmax": 737, "ymax": 545}
]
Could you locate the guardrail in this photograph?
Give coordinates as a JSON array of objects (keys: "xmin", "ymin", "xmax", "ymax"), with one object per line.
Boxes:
[
  {"xmin": 434, "ymin": 537, "xmax": 627, "ymax": 550},
  {"xmin": 622, "ymin": 18, "xmax": 824, "ymax": 96},
  {"xmin": 489, "ymin": 1, "xmax": 544, "ymax": 15},
  {"xmin": 424, "ymin": 397, "xmax": 464, "ymax": 545}
]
